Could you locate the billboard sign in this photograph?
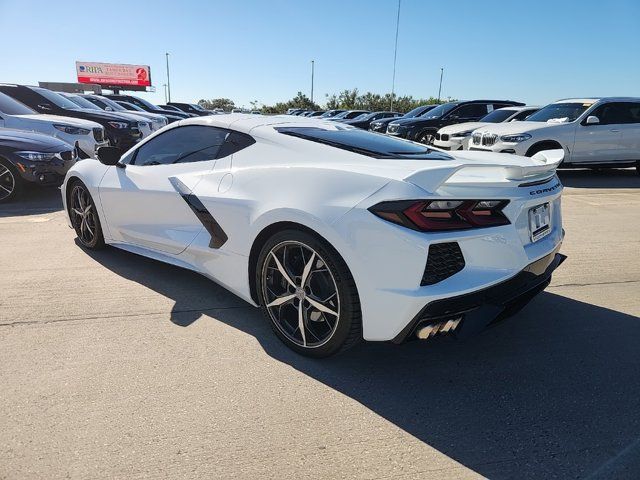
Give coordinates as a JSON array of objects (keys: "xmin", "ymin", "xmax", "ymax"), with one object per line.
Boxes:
[{"xmin": 76, "ymin": 61, "xmax": 151, "ymax": 88}]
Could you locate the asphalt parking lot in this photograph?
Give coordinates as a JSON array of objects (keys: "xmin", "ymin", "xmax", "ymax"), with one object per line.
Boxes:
[{"xmin": 1, "ymin": 170, "xmax": 639, "ymax": 480}]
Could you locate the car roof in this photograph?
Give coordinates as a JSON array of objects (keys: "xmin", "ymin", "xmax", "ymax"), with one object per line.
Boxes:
[{"xmin": 554, "ymin": 97, "xmax": 640, "ymax": 103}]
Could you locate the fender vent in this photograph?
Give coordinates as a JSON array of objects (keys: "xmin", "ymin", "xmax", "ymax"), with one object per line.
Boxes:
[{"xmin": 421, "ymin": 242, "xmax": 465, "ymax": 286}]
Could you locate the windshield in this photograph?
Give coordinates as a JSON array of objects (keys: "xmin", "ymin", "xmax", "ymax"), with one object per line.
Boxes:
[
  {"xmin": 91, "ymin": 96, "xmax": 127, "ymax": 111},
  {"xmin": 66, "ymin": 95, "xmax": 101, "ymax": 110},
  {"xmin": 117, "ymin": 101, "xmax": 145, "ymax": 112},
  {"xmin": 526, "ymin": 102, "xmax": 591, "ymax": 123},
  {"xmin": 420, "ymin": 103, "xmax": 457, "ymax": 119},
  {"xmin": 351, "ymin": 113, "xmax": 370, "ymax": 121},
  {"xmin": 125, "ymin": 96, "xmax": 159, "ymax": 110},
  {"xmin": 277, "ymin": 126, "xmax": 443, "ymax": 159},
  {"xmin": 320, "ymin": 110, "xmax": 343, "ymax": 118},
  {"xmin": 404, "ymin": 105, "xmax": 434, "ymax": 118},
  {"xmin": 33, "ymin": 87, "xmax": 81, "ymax": 110},
  {"xmin": 479, "ymin": 109, "xmax": 516, "ymax": 123},
  {"xmin": 190, "ymin": 103, "xmax": 206, "ymax": 111},
  {"xmin": 332, "ymin": 111, "xmax": 350, "ymax": 119},
  {"xmin": 0, "ymin": 92, "xmax": 35, "ymax": 115}
]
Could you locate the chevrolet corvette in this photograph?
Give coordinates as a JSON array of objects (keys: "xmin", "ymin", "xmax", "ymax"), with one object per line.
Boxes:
[{"xmin": 62, "ymin": 114, "xmax": 566, "ymax": 357}]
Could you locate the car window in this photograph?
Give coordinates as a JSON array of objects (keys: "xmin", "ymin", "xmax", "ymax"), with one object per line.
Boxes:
[
  {"xmin": 0, "ymin": 92, "xmax": 35, "ymax": 115},
  {"xmin": 131, "ymin": 126, "xmax": 254, "ymax": 166},
  {"xmin": 33, "ymin": 87, "xmax": 81, "ymax": 110},
  {"xmin": 450, "ymin": 103, "xmax": 488, "ymax": 119},
  {"xmin": 276, "ymin": 125, "xmax": 444, "ymax": 159},
  {"xmin": 479, "ymin": 109, "xmax": 515, "ymax": 123},
  {"xmin": 592, "ymin": 102, "xmax": 640, "ymax": 125},
  {"xmin": 512, "ymin": 109, "xmax": 537, "ymax": 121}
]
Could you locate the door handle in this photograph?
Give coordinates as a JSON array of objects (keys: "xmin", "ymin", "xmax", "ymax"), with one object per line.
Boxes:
[{"xmin": 610, "ymin": 129, "xmax": 621, "ymax": 132}]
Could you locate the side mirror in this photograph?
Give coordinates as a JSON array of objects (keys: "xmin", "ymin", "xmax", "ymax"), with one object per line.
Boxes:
[
  {"xmin": 585, "ymin": 115, "xmax": 600, "ymax": 125},
  {"xmin": 97, "ymin": 146, "xmax": 123, "ymax": 166},
  {"xmin": 105, "ymin": 106, "xmax": 113, "ymax": 111}
]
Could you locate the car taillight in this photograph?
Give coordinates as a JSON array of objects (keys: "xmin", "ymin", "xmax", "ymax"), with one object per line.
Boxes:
[{"xmin": 369, "ymin": 199, "xmax": 510, "ymax": 231}]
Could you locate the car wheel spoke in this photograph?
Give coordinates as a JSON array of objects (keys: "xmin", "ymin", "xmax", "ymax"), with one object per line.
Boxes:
[
  {"xmin": 270, "ymin": 252, "xmax": 296, "ymax": 288},
  {"xmin": 266, "ymin": 294, "xmax": 295, "ymax": 308},
  {"xmin": 298, "ymin": 300, "xmax": 307, "ymax": 347},
  {"xmin": 300, "ymin": 252, "xmax": 316, "ymax": 287},
  {"xmin": 306, "ymin": 296, "xmax": 338, "ymax": 317},
  {"xmin": 0, "ymin": 183, "xmax": 11, "ymax": 194}
]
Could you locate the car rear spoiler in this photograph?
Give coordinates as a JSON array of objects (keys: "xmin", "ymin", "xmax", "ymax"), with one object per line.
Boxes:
[{"xmin": 404, "ymin": 149, "xmax": 564, "ymax": 192}]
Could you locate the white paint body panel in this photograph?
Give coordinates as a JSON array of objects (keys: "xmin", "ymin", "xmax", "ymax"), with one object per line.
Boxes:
[
  {"xmin": 0, "ymin": 113, "xmax": 106, "ymax": 157},
  {"xmin": 62, "ymin": 115, "xmax": 565, "ymax": 341}
]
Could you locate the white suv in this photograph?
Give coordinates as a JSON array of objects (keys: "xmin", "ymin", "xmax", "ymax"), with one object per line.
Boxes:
[
  {"xmin": 433, "ymin": 106, "xmax": 539, "ymax": 151},
  {"xmin": 469, "ymin": 98, "xmax": 640, "ymax": 172},
  {"xmin": 0, "ymin": 91, "xmax": 107, "ymax": 158}
]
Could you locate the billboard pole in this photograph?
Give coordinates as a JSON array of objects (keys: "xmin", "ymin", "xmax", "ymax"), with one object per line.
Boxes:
[
  {"xmin": 310, "ymin": 60, "xmax": 314, "ymax": 104},
  {"xmin": 390, "ymin": 0, "xmax": 401, "ymax": 111},
  {"xmin": 165, "ymin": 52, "xmax": 171, "ymax": 102}
]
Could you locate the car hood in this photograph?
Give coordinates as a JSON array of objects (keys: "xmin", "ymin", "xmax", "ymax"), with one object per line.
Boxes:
[
  {"xmin": 473, "ymin": 120, "xmax": 565, "ymax": 135},
  {"xmin": 439, "ymin": 122, "xmax": 489, "ymax": 134},
  {"xmin": 14, "ymin": 114, "xmax": 103, "ymax": 129},
  {"xmin": 0, "ymin": 129, "xmax": 71, "ymax": 151}
]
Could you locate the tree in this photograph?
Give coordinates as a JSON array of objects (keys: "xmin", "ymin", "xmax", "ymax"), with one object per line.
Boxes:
[
  {"xmin": 261, "ymin": 91, "xmax": 320, "ymax": 114},
  {"xmin": 197, "ymin": 98, "xmax": 235, "ymax": 111}
]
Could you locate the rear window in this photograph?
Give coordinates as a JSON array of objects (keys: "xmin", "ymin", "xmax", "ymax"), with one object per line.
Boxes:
[{"xmin": 276, "ymin": 126, "xmax": 445, "ymax": 159}]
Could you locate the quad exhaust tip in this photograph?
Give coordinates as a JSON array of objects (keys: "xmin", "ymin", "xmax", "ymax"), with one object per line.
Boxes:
[{"xmin": 416, "ymin": 316, "xmax": 462, "ymax": 340}]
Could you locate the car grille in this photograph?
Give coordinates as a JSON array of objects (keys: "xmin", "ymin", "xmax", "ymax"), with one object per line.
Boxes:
[
  {"xmin": 436, "ymin": 133, "xmax": 449, "ymax": 141},
  {"xmin": 421, "ymin": 242, "xmax": 465, "ymax": 286},
  {"xmin": 482, "ymin": 133, "xmax": 498, "ymax": 146},
  {"xmin": 92, "ymin": 127, "xmax": 105, "ymax": 142},
  {"xmin": 472, "ymin": 132, "xmax": 498, "ymax": 147}
]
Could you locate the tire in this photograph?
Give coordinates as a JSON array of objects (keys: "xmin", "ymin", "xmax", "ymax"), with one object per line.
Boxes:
[
  {"xmin": 0, "ymin": 158, "xmax": 22, "ymax": 203},
  {"xmin": 256, "ymin": 229, "xmax": 361, "ymax": 358},
  {"xmin": 67, "ymin": 180, "xmax": 105, "ymax": 250},
  {"xmin": 416, "ymin": 130, "xmax": 436, "ymax": 145}
]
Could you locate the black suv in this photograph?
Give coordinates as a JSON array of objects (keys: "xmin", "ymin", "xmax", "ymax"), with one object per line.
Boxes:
[
  {"xmin": 341, "ymin": 111, "xmax": 401, "ymax": 129},
  {"xmin": 386, "ymin": 100, "xmax": 525, "ymax": 144},
  {"xmin": 369, "ymin": 104, "xmax": 437, "ymax": 133},
  {"xmin": 167, "ymin": 102, "xmax": 213, "ymax": 116},
  {"xmin": 0, "ymin": 84, "xmax": 143, "ymax": 151},
  {"xmin": 106, "ymin": 94, "xmax": 191, "ymax": 120}
]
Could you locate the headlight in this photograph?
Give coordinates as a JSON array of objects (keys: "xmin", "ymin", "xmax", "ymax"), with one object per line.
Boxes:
[
  {"xmin": 452, "ymin": 130, "xmax": 474, "ymax": 138},
  {"xmin": 15, "ymin": 151, "xmax": 57, "ymax": 161},
  {"xmin": 107, "ymin": 121, "xmax": 130, "ymax": 129},
  {"xmin": 500, "ymin": 133, "xmax": 532, "ymax": 143},
  {"xmin": 53, "ymin": 124, "xmax": 91, "ymax": 135}
]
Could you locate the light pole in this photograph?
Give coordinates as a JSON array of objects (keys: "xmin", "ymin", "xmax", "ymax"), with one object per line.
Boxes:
[
  {"xmin": 390, "ymin": 0, "xmax": 401, "ymax": 111},
  {"xmin": 310, "ymin": 60, "xmax": 315, "ymax": 104},
  {"xmin": 437, "ymin": 67, "xmax": 444, "ymax": 103},
  {"xmin": 165, "ymin": 52, "xmax": 171, "ymax": 102},
  {"xmin": 162, "ymin": 83, "xmax": 168, "ymax": 103}
]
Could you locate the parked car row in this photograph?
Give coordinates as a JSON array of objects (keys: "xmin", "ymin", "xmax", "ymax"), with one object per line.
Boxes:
[
  {"xmin": 290, "ymin": 98, "xmax": 640, "ymax": 172},
  {"xmin": 0, "ymin": 82, "xmax": 219, "ymax": 202}
]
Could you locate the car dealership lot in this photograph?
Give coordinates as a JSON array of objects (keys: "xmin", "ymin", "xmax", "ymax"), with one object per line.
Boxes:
[{"xmin": 1, "ymin": 171, "xmax": 639, "ymax": 479}]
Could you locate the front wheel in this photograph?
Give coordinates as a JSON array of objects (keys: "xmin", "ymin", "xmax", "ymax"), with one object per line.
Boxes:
[
  {"xmin": 256, "ymin": 230, "xmax": 361, "ymax": 358},
  {"xmin": 416, "ymin": 130, "xmax": 436, "ymax": 145},
  {"xmin": 0, "ymin": 159, "xmax": 22, "ymax": 203},
  {"xmin": 68, "ymin": 180, "xmax": 105, "ymax": 249}
]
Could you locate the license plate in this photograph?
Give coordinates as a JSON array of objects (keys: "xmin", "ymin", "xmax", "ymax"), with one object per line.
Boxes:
[{"xmin": 529, "ymin": 203, "xmax": 551, "ymax": 242}]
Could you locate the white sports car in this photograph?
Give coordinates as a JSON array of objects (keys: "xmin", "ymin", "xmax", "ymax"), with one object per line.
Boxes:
[{"xmin": 62, "ymin": 114, "xmax": 566, "ymax": 357}]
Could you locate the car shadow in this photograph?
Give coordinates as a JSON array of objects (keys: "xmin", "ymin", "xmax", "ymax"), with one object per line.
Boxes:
[
  {"xmin": 0, "ymin": 185, "xmax": 63, "ymax": 217},
  {"xmin": 558, "ymin": 168, "xmax": 639, "ymax": 189},
  {"xmin": 85, "ymin": 245, "xmax": 640, "ymax": 479}
]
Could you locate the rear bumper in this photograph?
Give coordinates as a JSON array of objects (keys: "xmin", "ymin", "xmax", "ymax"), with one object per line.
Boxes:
[{"xmin": 393, "ymin": 245, "xmax": 566, "ymax": 343}]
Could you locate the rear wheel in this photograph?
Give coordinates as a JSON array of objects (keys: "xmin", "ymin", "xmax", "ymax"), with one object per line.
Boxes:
[
  {"xmin": 0, "ymin": 159, "xmax": 22, "ymax": 203},
  {"xmin": 68, "ymin": 181, "xmax": 105, "ymax": 249},
  {"xmin": 257, "ymin": 229, "xmax": 361, "ymax": 358}
]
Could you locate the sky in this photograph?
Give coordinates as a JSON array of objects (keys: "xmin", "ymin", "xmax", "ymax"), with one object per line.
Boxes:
[{"xmin": 1, "ymin": 0, "xmax": 639, "ymax": 109}]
